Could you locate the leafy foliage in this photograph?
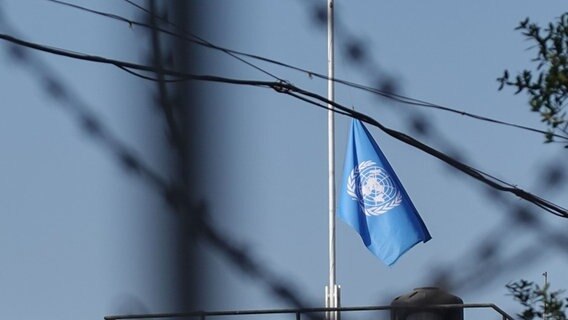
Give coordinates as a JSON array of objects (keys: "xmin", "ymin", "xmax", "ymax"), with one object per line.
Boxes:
[
  {"xmin": 507, "ymin": 279, "xmax": 567, "ymax": 320},
  {"xmin": 497, "ymin": 13, "xmax": 568, "ymax": 145}
]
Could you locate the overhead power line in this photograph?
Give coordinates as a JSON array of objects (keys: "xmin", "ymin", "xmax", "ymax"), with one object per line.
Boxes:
[
  {"xmin": 46, "ymin": 0, "xmax": 284, "ymax": 81},
  {"xmin": 43, "ymin": 0, "xmax": 568, "ymax": 142},
  {"xmin": 1, "ymin": 31, "xmax": 566, "ymax": 218}
]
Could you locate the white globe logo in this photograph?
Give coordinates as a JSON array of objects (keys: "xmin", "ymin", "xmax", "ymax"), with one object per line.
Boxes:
[{"xmin": 347, "ymin": 160, "xmax": 402, "ymax": 216}]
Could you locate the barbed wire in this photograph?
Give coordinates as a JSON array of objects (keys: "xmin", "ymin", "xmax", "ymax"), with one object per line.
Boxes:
[
  {"xmin": 0, "ymin": 8, "xmax": 320, "ymax": 312},
  {"xmin": 1, "ymin": 30, "xmax": 566, "ymax": 218},
  {"xmin": 427, "ymin": 187, "xmax": 568, "ymax": 294},
  {"xmin": 4, "ymin": 0, "xmax": 564, "ymax": 310}
]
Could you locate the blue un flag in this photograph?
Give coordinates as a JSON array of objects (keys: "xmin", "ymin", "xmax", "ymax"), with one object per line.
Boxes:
[{"xmin": 338, "ymin": 119, "xmax": 431, "ymax": 266}]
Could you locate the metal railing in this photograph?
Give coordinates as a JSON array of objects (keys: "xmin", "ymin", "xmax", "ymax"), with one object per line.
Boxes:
[{"xmin": 104, "ymin": 303, "xmax": 515, "ymax": 320}]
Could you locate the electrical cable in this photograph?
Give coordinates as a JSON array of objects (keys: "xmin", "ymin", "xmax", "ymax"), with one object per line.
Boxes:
[
  {"xmin": 44, "ymin": 0, "xmax": 568, "ymax": 142},
  {"xmin": 1, "ymin": 31, "xmax": 566, "ymax": 218},
  {"xmin": 282, "ymin": 86, "xmax": 568, "ymax": 218},
  {"xmin": 45, "ymin": 0, "xmax": 285, "ymax": 82},
  {"xmin": 6, "ymin": 3, "xmax": 567, "ymax": 305},
  {"xmin": 116, "ymin": 65, "xmax": 186, "ymax": 82}
]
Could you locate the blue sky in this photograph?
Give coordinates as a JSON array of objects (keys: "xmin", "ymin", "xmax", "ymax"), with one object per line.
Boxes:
[{"xmin": 1, "ymin": 1, "xmax": 567, "ymax": 319}]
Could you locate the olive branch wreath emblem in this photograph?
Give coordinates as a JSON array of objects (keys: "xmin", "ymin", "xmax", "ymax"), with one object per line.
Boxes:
[{"xmin": 347, "ymin": 160, "xmax": 402, "ymax": 216}]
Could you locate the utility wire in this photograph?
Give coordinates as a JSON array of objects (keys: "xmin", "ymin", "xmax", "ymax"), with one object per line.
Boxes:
[
  {"xmin": 297, "ymin": 0, "xmax": 568, "ymax": 292},
  {"xmin": 122, "ymin": 0, "xmax": 282, "ymax": 82},
  {"xmin": 2, "ymin": 12, "xmax": 568, "ymax": 301},
  {"xmin": 0, "ymin": 32, "xmax": 276, "ymax": 87},
  {"xmin": 122, "ymin": 0, "xmax": 568, "ymax": 216},
  {"xmin": 45, "ymin": 0, "xmax": 284, "ymax": 82},
  {"xmin": 282, "ymin": 86, "xmax": 568, "ymax": 218},
  {"xmin": 2, "ymin": 32, "xmax": 566, "ymax": 217},
  {"xmin": 43, "ymin": 0, "xmax": 568, "ymax": 142},
  {"xmin": 8, "ymin": 2, "xmax": 565, "ymax": 309},
  {"xmin": 3, "ymin": 32, "xmax": 565, "ymax": 218},
  {"xmin": 116, "ymin": 65, "xmax": 186, "ymax": 82}
]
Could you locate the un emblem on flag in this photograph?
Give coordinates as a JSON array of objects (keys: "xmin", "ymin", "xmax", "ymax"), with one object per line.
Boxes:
[{"xmin": 347, "ymin": 160, "xmax": 402, "ymax": 216}]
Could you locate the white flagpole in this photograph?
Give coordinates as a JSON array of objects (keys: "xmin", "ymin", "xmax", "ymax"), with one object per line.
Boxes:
[
  {"xmin": 543, "ymin": 272, "xmax": 548, "ymax": 320},
  {"xmin": 325, "ymin": 0, "xmax": 340, "ymax": 318}
]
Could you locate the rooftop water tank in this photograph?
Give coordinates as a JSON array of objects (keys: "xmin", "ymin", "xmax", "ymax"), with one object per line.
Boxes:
[{"xmin": 391, "ymin": 287, "xmax": 463, "ymax": 320}]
